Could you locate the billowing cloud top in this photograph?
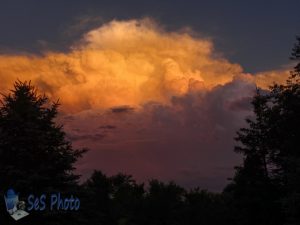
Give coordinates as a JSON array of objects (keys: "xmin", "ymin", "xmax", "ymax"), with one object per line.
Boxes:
[
  {"xmin": 0, "ymin": 19, "xmax": 245, "ymax": 112},
  {"xmin": 0, "ymin": 19, "xmax": 289, "ymax": 190}
]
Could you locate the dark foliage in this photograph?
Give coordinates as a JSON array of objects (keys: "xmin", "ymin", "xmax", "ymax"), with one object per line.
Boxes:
[
  {"xmin": 225, "ymin": 37, "xmax": 300, "ymax": 225},
  {"xmin": 0, "ymin": 81, "xmax": 86, "ymax": 224},
  {"xmin": 80, "ymin": 171, "xmax": 232, "ymax": 225}
]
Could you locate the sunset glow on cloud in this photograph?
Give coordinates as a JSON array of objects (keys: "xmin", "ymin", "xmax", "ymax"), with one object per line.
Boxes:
[
  {"xmin": 1, "ymin": 19, "xmax": 284, "ymax": 112},
  {"xmin": 0, "ymin": 19, "xmax": 290, "ymax": 190}
]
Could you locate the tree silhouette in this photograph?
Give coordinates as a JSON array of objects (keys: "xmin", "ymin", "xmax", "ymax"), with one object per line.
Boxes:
[
  {"xmin": 226, "ymin": 37, "xmax": 300, "ymax": 225},
  {"xmin": 81, "ymin": 171, "xmax": 146, "ymax": 225},
  {"xmin": 144, "ymin": 180, "xmax": 186, "ymax": 225},
  {"xmin": 185, "ymin": 188, "xmax": 234, "ymax": 225},
  {"xmin": 0, "ymin": 81, "xmax": 86, "ymax": 194}
]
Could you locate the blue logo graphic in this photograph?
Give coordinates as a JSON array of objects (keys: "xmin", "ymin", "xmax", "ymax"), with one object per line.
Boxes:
[
  {"xmin": 4, "ymin": 189, "xmax": 29, "ymax": 221},
  {"xmin": 4, "ymin": 189, "xmax": 18, "ymax": 214}
]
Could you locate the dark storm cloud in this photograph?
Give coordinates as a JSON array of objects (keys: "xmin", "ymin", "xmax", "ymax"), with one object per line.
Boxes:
[
  {"xmin": 67, "ymin": 133, "xmax": 106, "ymax": 142},
  {"xmin": 98, "ymin": 125, "xmax": 117, "ymax": 130},
  {"xmin": 111, "ymin": 106, "xmax": 135, "ymax": 114},
  {"xmin": 65, "ymin": 75, "xmax": 256, "ymax": 191}
]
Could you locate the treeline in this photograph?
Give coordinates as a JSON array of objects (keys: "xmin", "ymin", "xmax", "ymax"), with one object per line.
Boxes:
[
  {"xmin": 79, "ymin": 171, "xmax": 234, "ymax": 225},
  {"xmin": 0, "ymin": 38, "xmax": 300, "ymax": 225}
]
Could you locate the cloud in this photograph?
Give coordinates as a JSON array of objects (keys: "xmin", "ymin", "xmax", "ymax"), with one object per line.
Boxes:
[
  {"xmin": 110, "ymin": 106, "xmax": 135, "ymax": 114},
  {"xmin": 0, "ymin": 19, "xmax": 291, "ymax": 190},
  {"xmin": 99, "ymin": 125, "xmax": 117, "ymax": 130},
  {"xmin": 63, "ymin": 75, "xmax": 256, "ymax": 191},
  {"xmin": 0, "ymin": 19, "xmax": 244, "ymax": 112},
  {"xmin": 254, "ymin": 69, "xmax": 291, "ymax": 89},
  {"xmin": 67, "ymin": 133, "xmax": 106, "ymax": 142}
]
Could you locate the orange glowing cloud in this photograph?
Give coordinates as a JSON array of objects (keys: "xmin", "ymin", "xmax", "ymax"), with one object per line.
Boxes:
[
  {"xmin": 0, "ymin": 19, "xmax": 288, "ymax": 113},
  {"xmin": 0, "ymin": 19, "xmax": 292, "ymax": 189},
  {"xmin": 254, "ymin": 69, "xmax": 291, "ymax": 89}
]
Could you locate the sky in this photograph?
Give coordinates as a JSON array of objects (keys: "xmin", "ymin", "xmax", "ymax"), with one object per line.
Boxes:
[{"xmin": 0, "ymin": 0, "xmax": 299, "ymax": 191}]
